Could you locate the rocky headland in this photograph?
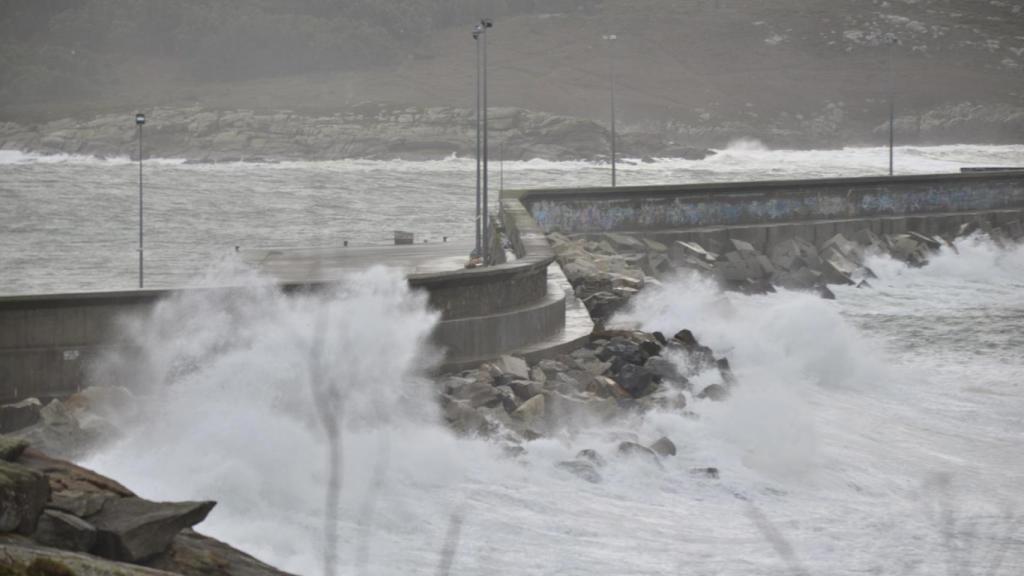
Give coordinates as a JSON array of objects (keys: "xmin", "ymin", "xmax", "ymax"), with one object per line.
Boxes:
[
  {"xmin": 0, "ymin": 431, "xmax": 292, "ymax": 576},
  {"xmin": 0, "ymin": 104, "xmax": 712, "ymax": 164}
]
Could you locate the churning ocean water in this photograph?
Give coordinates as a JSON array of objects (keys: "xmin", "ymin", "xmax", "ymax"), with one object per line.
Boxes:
[{"xmin": 3, "ymin": 143, "xmax": 1024, "ymax": 574}]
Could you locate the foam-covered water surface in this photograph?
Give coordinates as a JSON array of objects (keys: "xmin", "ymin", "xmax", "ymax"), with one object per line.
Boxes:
[
  {"xmin": 6, "ymin": 145, "xmax": 1024, "ymax": 573},
  {"xmin": 75, "ymin": 235, "xmax": 1024, "ymax": 575},
  {"xmin": 2, "ymin": 144, "xmax": 1023, "ymax": 295}
]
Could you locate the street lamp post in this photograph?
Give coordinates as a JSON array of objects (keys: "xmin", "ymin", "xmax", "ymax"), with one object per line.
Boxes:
[
  {"xmin": 473, "ymin": 24, "xmax": 483, "ymax": 259},
  {"xmin": 480, "ymin": 18, "xmax": 493, "ymax": 264},
  {"xmin": 603, "ymin": 34, "xmax": 617, "ymax": 187},
  {"xmin": 887, "ymin": 35, "xmax": 898, "ymax": 176},
  {"xmin": 135, "ymin": 112, "xmax": 145, "ymax": 288}
]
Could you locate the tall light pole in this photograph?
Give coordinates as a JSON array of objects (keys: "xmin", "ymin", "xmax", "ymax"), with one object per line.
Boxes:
[
  {"xmin": 473, "ymin": 24, "xmax": 482, "ymax": 259},
  {"xmin": 603, "ymin": 34, "xmax": 617, "ymax": 187},
  {"xmin": 887, "ymin": 35, "xmax": 898, "ymax": 176},
  {"xmin": 135, "ymin": 112, "xmax": 145, "ymax": 288},
  {"xmin": 481, "ymin": 18, "xmax": 493, "ymax": 264}
]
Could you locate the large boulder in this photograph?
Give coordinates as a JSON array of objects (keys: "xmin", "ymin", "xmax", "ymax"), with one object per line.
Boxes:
[
  {"xmin": 649, "ymin": 437, "xmax": 677, "ymax": 457},
  {"xmin": 0, "ymin": 460, "xmax": 51, "ymax": 534},
  {"xmin": 32, "ymin": 509, "xmax": 97, "ymax": 552},
  {"xmin": 492, "ymin": 355, "xmax": 530, "ymax": 381},
  {"xmin": 147, "ymin": 528, "xmax": 294, "ymax": 576},
  {"xmin": 0, "ymin": 541, "xmax": 180, "ymax": 576},
  {"xmin": 440, "ymin": 397, "xmax": 490, "ymax": 437},
  {"xmin": 49, "ymin": 490, "xmax": 111, "ymax": 519},
  {"xmin": 555, "ymin": 459, "xmax": 602, "ymax": 483},
  {"xmin": 89, "ymin": 497, "xmax": 217, "ymax": 563},
  {"xmin": 0, "ymin": 398, "xmax": 42, "ymax": 433},
  {"xmin": 614, "ymin": 364, "xmax": 658, "ymax": 398},
  {"xmin": 0, "ymin": 435, "xmax": 30, "ymax": 462},
  {"xmin": 511, "ymin": 394, "xmax": 546, "ymax": 431}
]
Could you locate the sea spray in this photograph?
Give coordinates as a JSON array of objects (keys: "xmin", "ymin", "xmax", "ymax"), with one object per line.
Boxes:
[
  {"xmin": 77, "ymin": 241, "xmax": 1024, "ymax": 574},
  {"xmin": 81, "ymin": 265, "xmax": 477, "ymax": 573}
]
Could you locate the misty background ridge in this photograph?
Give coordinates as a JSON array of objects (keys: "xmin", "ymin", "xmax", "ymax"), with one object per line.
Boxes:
[{"xmin": 1, "ymin": 0, "xmax": 1022, "ymax": 149}]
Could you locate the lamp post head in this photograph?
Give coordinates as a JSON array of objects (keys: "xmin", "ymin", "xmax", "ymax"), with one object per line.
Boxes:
[
  {"xmin": 481, "ymin": 18, "xmax": 493, "ymax": 29},
  {"xmin": 135, "ymin": 113, "xmax": 146, "ymax": 125}
]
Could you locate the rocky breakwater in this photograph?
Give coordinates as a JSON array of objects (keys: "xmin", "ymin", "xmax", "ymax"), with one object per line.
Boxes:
[
  {"xmin": 0, "ymin": 391, "xmax": 291, "ymax": 575},
  {"xmin": 546, "ymin": 213, "xmax": 1024, "ymax": 313},
  {"xmin": 0, "ymin": 103, "xmax": 713, "ymax": 163},
  {"xmin": 437, "ymin": 328, "xmax": 735, "ymax": 483}
]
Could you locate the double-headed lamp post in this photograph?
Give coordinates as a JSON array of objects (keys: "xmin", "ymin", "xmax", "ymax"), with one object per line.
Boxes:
[
  {"xmin": 135, "ymin": 112, "xmax": 145, "ymax": 288},
  {"xmin": 472, "ymin": 18, "xmax": 493, "ymax": 264},
  {"xmin": 603, "ymin": 34, "xmax": 617, "ymax": 187}
]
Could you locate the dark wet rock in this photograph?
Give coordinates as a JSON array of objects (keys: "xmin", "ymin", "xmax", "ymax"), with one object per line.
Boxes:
[
  {"xmin": 697, "ymin": 384, "xmax": 729, "ymax": 402},
  {"xmin": 147, "ymin": 528, "xmax": 293, "ymax": 576},
  {"xmin": 598, "ymin": 339, "xmax": 648, "ymax": 372},
  {"xmin": 0, "ymin": 460, "xmax": 51, "ymax": 534},
  {"xmin": 617, "ymin": 441, "xmax": 663, "ymax": 467},
  {"xmin": 493, "ymin": 355, "xmax": 530, "ymax": 381},
  {"xmin": 638, "ymin": 340, "xmax": 662, "ymax": 358},
  {"xmin": 673, "ymin": 329, "xmax": 699, "ymax": 348},
  {"xmin": 575, "ymin": 449, "xmax": 607, "ymax": 467},
  {"xmin": 452, "ymin": 379, "xmax": 502, "ymax": 409},
  {"xmin": 690, "ymin": 467, "xmax": 720, "ymax": 479},
  {"xmin": 644, "ymin": 356, "xmax": 685, "ymax": 386},
  {"xmin": 509, "ymin": 380, "xmax": 543, "ymax": 402},
  {"xmin": 537, "ymin": 359, "xmax": 569, "ymax": 374},
  {"xmin": 32, "ymin": 509, "xmax": 97, "ymax": 552},
  {"xmin": 502, "ymin": 444, "xmax": 527, "ymax": 458},
  {"xmin": 652, "ymin": 331, "xmax": 667, "ymax": 346},
  {"xmin": 615, "ymin": 364, "xmax": 659, "ymax": 398},
  {"xmin": 0, "ymin": 436, "xmax": 30, "ymax": 462},
  {"xmin": 0, "ymin": 541, "xmax": 180, "ymax": 575},
  {"xmin": 772, "ymin": 266, "xmax": 823, "ymax": 291},
  {"xmin": 556, "ymin": 460, "xmax": 602, "ymax": 483},
  {"xmin": 649, "ymin": 437, "xmax": 677, "ymax": 457},
  {"xmin": 888, "ymin": 234, "xmax": 931, "ymax": 266},
  {"xmin": 853, "ymin": 228, "xmax": 884, "ymax": 251},
  {"xmin": 441, "ymin": 397, "xmax": 490, "ymax": 436},
  {"xmin": 821, "ymin": 233, "xmax": 866, "ymax": 265},
  {"xmin": 908, "ymin": 231, "xmax": 943, "ymax": 251},
  {"xmin": 511, "ymin": 394, "xmax": 546, "ymax": 430},
  {"xmin": 1, "ymin": 399, "xmax": 42, "ymax": 434},
  {"xmin": 682, "ymin": 345, "xmax": 718, "ymax": 374},
  {"xmin": 529, "ymin": 366, "xmax": 547, "ymax": 385},
  {"xmin": 817, "ymin": 284, "xmax": 837, "ymax": 299},
  {"xmin": 89, "ymin": 497, "xmax": 216, "ymax": 563},
  {"xmin": 49, "ymin": 490, "xmax": 111, "ymax": 519},
  {"xmin": 769, "ymin": 237, "xmax": 822, "ymax": 272},
  {"xmin": 494, "ymin": 385, "xmax": 521, "ymax": 414},
  {"xmin": 605, "ymin": 233, "xmax": 647, "ymax": 252},
  {"xmin": 716, "ymin": 358, "xmax": 737, "ymax": 387}
]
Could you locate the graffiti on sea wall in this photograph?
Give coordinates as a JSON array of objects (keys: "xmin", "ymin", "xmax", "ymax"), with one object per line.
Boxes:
[{"xmin": 525, "ymin": 179, "xmax": 1024, "ymax": 233}]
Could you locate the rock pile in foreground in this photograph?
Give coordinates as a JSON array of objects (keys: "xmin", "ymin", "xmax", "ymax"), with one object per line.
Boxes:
[
  {"xmin": 0, "ymin": 435, "xmax": 291, "ymax": 576},
  {"xmin": 439, "ymin": 329, "xmax": 734, "ymax": 441}
]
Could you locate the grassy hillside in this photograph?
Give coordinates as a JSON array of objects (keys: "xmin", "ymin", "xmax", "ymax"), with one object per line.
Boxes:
[{"xmin": 1, "ymin": 0, "xmax": 1021, "ymax": 146}]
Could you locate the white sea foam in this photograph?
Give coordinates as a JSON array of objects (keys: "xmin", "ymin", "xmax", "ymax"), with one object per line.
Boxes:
[{"xmin": 79, "ymin": 238, "xmax": 1024, "ymax": 574}]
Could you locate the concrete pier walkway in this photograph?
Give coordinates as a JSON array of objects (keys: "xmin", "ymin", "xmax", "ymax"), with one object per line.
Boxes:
[{"xmin": 241, "ymin": 239, "xmax": 475, "ymax": 283}]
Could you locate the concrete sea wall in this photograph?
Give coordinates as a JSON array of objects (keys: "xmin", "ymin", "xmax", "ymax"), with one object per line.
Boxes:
[
  {"xmin": 520, "ymin": 172, "xmax": 1024, "ymax": 235},
  {"xmin": 0, "ymin": 197, "xmax": 568, "ymax": 403}
]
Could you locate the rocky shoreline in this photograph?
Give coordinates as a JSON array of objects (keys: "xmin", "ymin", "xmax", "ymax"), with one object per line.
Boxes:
[
  {"xmin": 546, "ymin": 215, "xmax": 1024, "ymax": 325},
  {"xmin": 2, "ymin": 212, "xmax": 1021, "ymax": 571},
  {"xmin": 0, "ymin": 433, "xmax": 292, "ymax": 576},
  {"xmin": 0, "ymin": 104, "xmax": 713, "ymax": 164}
]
